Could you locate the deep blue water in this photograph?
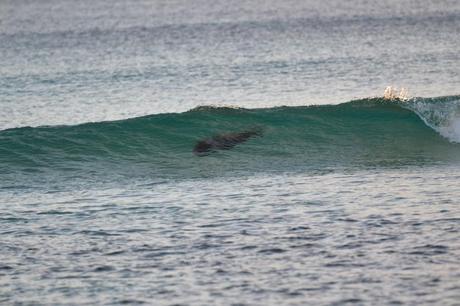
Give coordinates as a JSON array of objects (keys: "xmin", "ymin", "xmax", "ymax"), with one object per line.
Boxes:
[{"xmin": 1, "ymin": 0, "xmax": 460, "ymax": 305}]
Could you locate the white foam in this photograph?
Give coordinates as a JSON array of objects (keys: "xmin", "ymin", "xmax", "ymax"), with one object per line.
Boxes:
[
  {"xmin": 407, "ymin": 97, "xmax": 460, "ymax": 143},
  {"xmin": 438, "ymin": 117, "xmax": 460, "ymax": 143},
  {"xmin": 383, "ymin": 86, "xmax": 410, "ymax": 101}
]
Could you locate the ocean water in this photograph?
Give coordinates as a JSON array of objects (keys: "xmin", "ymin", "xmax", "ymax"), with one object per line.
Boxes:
[{"xmin": 1, "ymin": 0, "xmax": 460, "ymax": 305}]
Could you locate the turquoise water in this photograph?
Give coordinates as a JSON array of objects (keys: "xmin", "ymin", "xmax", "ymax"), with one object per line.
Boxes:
[
  {"xmin": 2, "ymin": 97, "xmax": 460, "ymax": 189},
  {"xmin": 1, "ymin": 0, "xmax": 460, "ymax": 305}
]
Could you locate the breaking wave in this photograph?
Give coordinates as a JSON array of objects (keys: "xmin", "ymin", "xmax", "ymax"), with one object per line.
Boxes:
[{"xmin": 1, "ymin": 95, "xmax": 460, "ymax": 187}]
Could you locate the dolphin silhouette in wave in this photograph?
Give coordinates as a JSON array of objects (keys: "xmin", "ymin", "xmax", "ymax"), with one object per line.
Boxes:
[{"xmin": 193, "ymin": 127, "xmax": 263, "ymax": 156}]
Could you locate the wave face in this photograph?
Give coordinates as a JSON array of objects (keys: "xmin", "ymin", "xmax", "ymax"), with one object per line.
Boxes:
[{"xmin": 1, "ymin": 96, "xmax": 460, "ymax": 187}]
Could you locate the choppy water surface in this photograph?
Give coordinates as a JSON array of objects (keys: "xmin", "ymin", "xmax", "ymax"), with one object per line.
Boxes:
[
  {"xmin": 1, "ymin": 0, "xmax": 460, "ymax": 129},
  {"xmin": 2, "ymin": 168, "xmax": 460, "ymax": 305}
]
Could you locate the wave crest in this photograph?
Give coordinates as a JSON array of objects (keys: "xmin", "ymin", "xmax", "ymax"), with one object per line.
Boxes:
[{"xmin": 404, "ymin": 95, "xmax": 460, "ymax": 143}]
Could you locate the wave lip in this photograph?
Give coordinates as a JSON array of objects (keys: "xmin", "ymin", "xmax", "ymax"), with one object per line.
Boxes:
[{"xmin": 404, "ymin": 95, "xmax": 460, "ymax": 143}]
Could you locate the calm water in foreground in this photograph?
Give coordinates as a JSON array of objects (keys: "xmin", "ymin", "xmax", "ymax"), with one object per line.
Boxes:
[{"xmin": 2, "ymin": 168, "xmax": 460, "ymax": 305}]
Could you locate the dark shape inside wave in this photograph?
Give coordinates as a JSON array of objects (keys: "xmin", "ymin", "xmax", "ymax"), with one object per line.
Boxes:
[{"xmin": 193, "ymin": 127, "xmax": 263, "ymax": 156}]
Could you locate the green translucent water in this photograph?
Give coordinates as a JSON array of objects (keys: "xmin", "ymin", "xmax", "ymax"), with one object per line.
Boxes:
[{"xmin": 2, "ymin": 97, "xmax": 460, "ymax": 190}]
